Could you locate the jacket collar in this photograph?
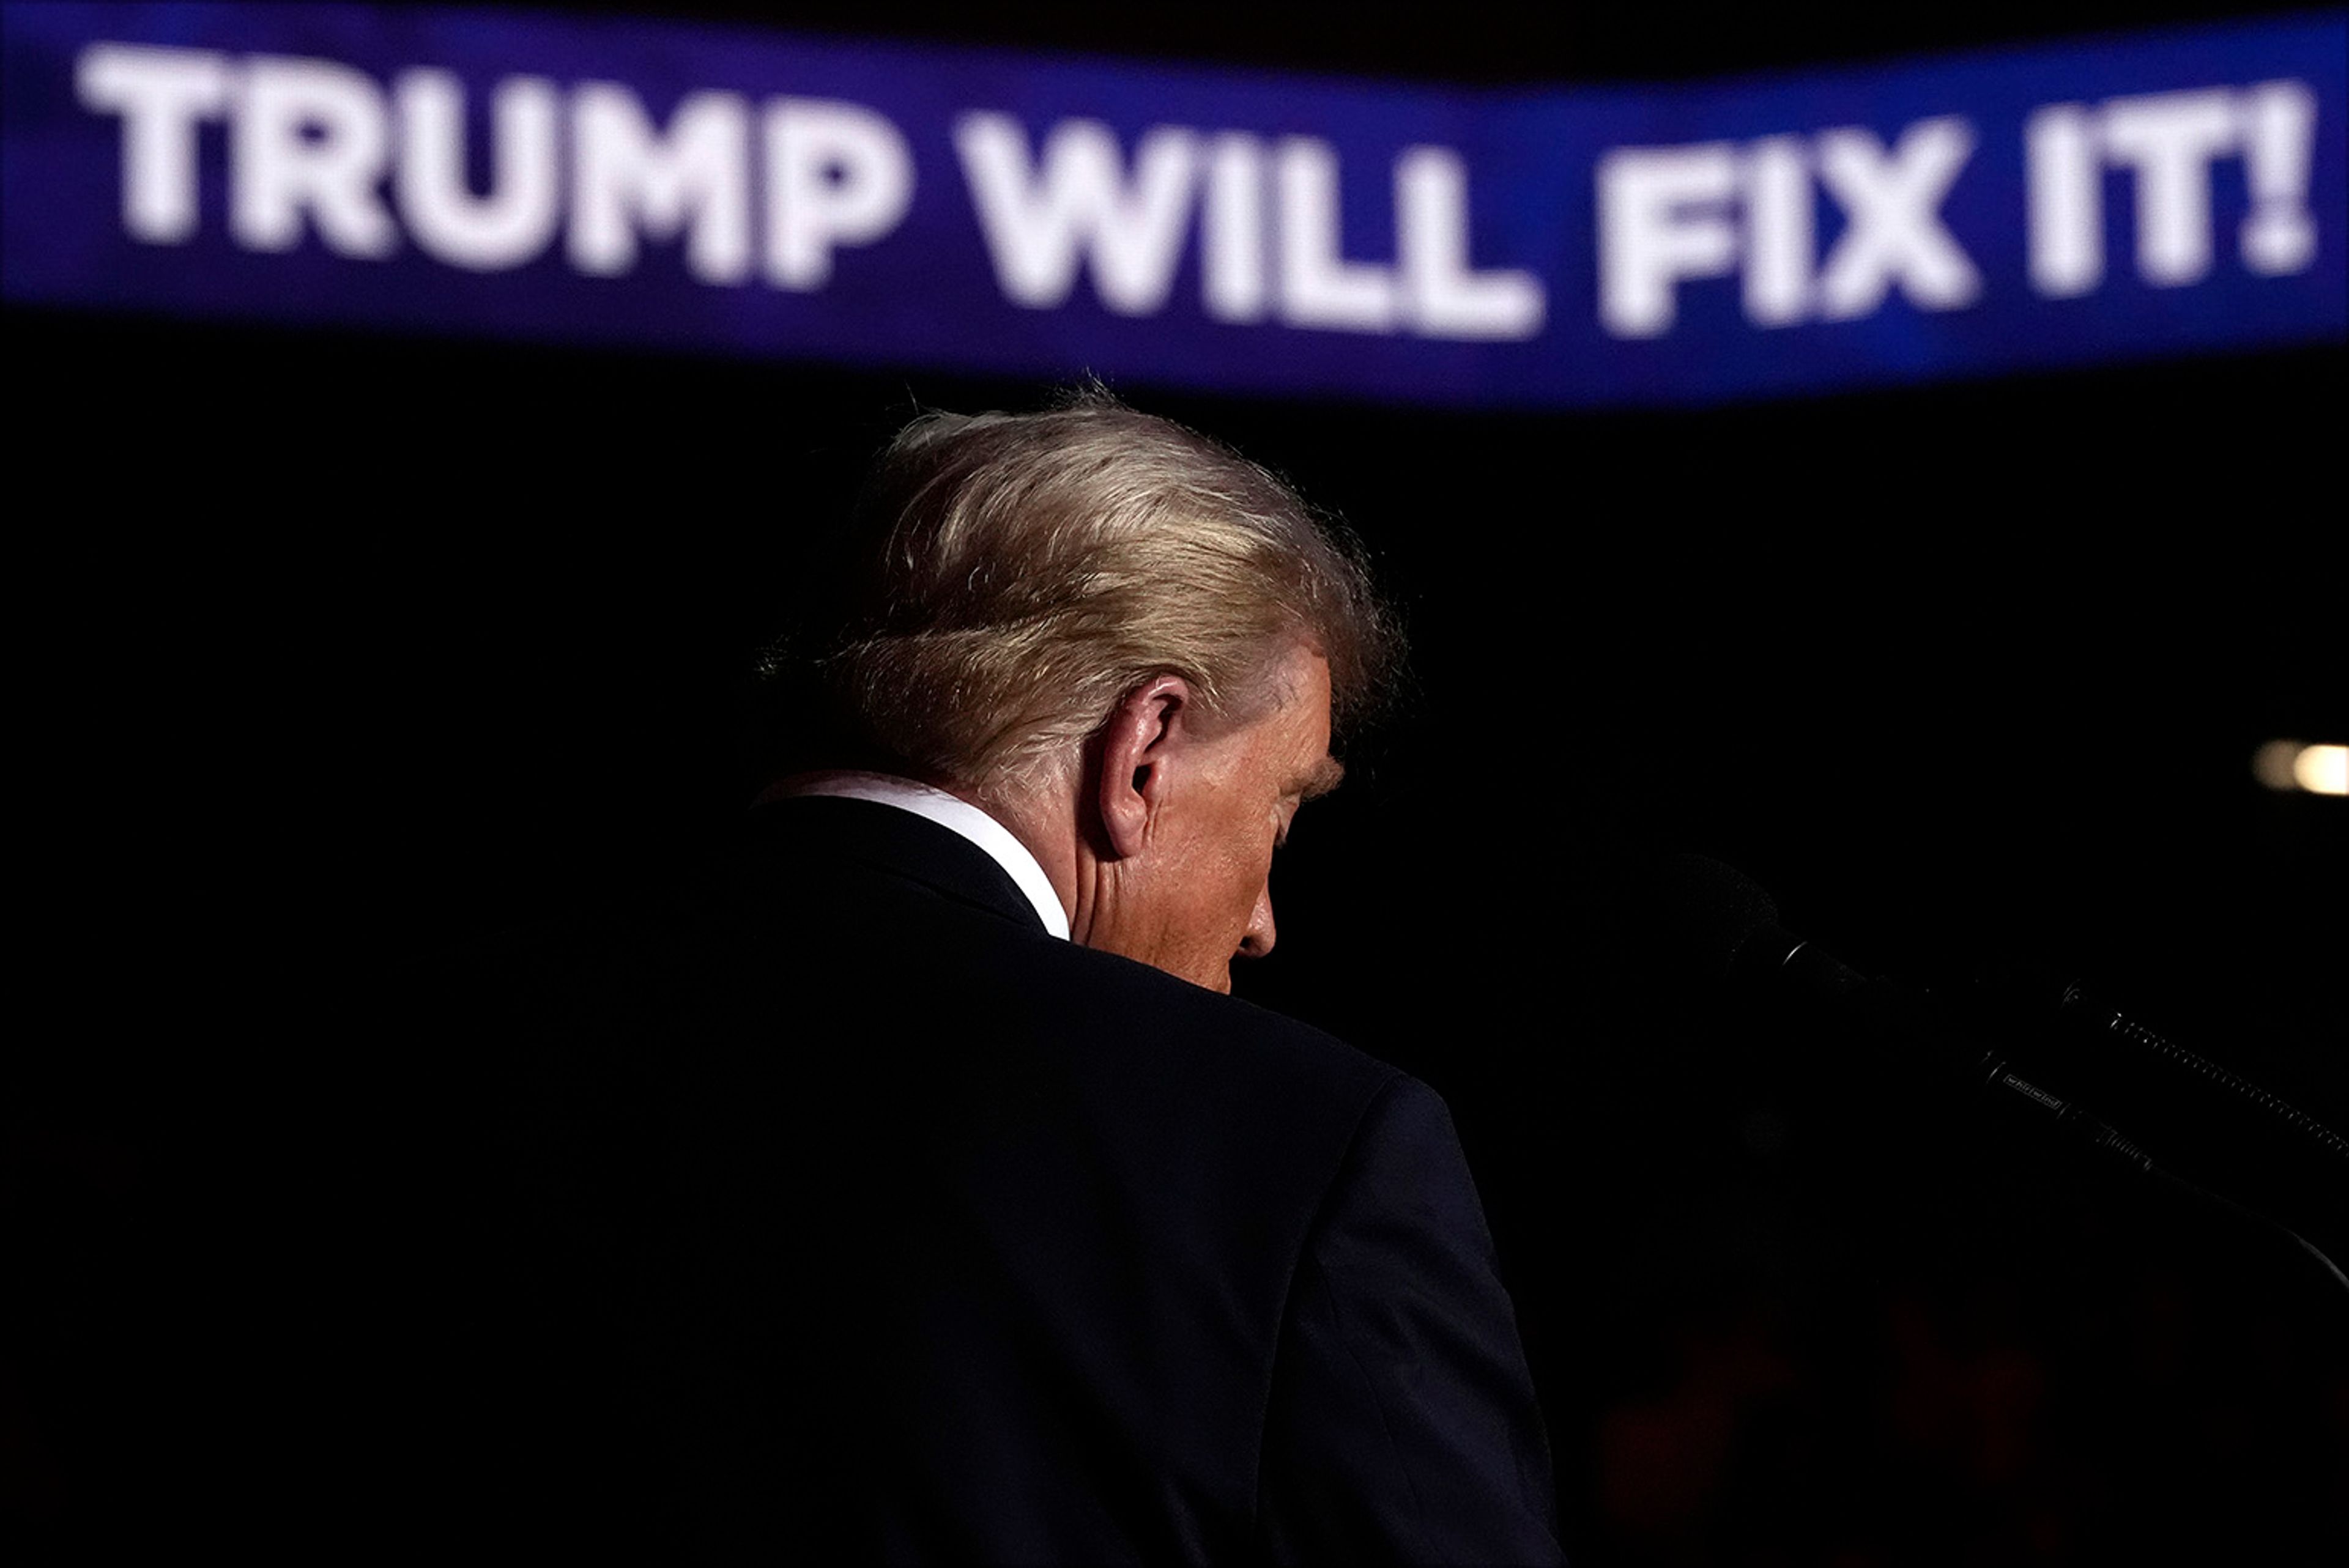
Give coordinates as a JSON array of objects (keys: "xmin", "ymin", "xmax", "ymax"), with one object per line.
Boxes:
[{"xmin": 746, "ymin": 793, "xmax": 1052, "ymax": 934}]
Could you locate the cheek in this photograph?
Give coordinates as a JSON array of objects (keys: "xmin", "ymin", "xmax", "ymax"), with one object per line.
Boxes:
[
  {"xmin": 1184, "ymin": 835, "xmax": 1267, "ymax": 939},
  {"xmin": 1228, "ymin": 841, "xmax": 1277, "ymax": 928}
]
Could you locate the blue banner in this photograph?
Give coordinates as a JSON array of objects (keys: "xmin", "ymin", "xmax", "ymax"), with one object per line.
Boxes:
[{"xmin": 4, "ymin": 4, "xmax": 2342, "ymax": 405}]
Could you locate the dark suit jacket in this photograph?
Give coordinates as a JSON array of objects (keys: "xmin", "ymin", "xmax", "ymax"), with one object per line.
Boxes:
[{"xmin": 449, "ymin": 796, "xmax": 1561, "ymax": 1564}]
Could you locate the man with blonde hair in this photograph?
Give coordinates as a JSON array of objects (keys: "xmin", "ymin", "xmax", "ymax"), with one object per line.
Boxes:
[
  {"xmin": 763, "ymin": 393, "xmax": 1397, "ymax": 993},
  {"xmin": 500, "ymin": 393, "xmax": 1565, "ymax": 1563}
]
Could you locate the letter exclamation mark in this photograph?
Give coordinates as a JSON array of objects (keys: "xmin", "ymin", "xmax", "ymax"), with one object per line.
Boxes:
[{"xmin": 2238, "ymin": 80, "xmax": 2318, "ymax": 275}]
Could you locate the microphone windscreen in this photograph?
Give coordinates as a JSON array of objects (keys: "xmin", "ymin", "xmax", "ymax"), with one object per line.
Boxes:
[{"xmin": 1644, "ymin": 854, "xmax": 1781, "ymax": 985}]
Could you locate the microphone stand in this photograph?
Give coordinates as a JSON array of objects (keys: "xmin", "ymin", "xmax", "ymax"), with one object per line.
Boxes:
[{"xmin": 1751, "ymin": 932, "xmax": 2349, "ymax": 1306}]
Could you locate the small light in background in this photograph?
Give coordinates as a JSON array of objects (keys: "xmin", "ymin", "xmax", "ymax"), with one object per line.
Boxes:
[{"xmin": 2253, "ymin": 739, "xmax": 2348, "ymax": 796}]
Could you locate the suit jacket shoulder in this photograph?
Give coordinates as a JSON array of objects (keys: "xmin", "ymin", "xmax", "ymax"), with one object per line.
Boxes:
[{"xmin": 450, "ymin": 797, "xmax": 1559, "ymax": 1564}]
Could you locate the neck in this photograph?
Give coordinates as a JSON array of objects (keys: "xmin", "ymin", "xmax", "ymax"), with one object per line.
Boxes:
[{"xmin": 971, "ymin": 767, "xmax": 1098, "ymax": 943}]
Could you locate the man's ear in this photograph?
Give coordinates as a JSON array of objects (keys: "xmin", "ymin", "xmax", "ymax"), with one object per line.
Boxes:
[{"xmin": 1094, "ymin": 675, "xmax": 1192, "ymax": 860}]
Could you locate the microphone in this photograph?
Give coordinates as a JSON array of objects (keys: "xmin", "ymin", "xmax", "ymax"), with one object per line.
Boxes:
[
  {"xmin": 1648, "ymin": 855, "xmax": 2156, "ymax": 1179},
  {"xmin": 1650, "ymin": 854, "xmax": 2348, "ymax": 1295},
  {"xmin": 1965, "ymin": 964, "xmax": 2349, "ymax": 1173}
]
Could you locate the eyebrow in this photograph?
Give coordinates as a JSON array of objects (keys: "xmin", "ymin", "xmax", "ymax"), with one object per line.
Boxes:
[{"xmin": 1296, "ymin": 756, "xmax": 1347, "ymax": 801}]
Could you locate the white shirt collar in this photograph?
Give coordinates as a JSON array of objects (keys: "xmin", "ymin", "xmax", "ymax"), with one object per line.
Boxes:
[{"xmin": 764, "ymin": 771, "xmax": 1071, "ymax": 940}]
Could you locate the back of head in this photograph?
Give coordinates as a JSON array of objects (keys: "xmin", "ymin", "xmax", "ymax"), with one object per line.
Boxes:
[{"xmin": 777, "ymin": 391, "xmax": 1398, "ymax": 794}]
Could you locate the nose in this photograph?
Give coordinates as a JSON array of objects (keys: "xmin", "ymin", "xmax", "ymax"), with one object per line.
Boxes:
[{"xmin": 1237, "ymin": 883, "xmax": 1277, "ymax": 960}]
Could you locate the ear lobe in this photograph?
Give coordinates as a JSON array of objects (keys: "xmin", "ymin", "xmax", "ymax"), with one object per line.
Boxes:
[{"xmin": 1095, "ymin": 675, "xmax": 1189, "ymax": 860}]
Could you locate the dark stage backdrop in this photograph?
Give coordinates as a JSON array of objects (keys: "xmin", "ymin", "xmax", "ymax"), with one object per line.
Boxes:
[{"xmin": 8, "ymin": 4, "xmax": 2344, "ymax": 1564}]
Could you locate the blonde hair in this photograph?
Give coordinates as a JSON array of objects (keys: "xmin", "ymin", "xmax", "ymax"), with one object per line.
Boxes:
[{"xmin": 804, "ymin": 393, "xmax": 1397, "ymax": 791}]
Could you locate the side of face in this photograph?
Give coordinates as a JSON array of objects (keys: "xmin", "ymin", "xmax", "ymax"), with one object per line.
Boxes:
[{"xmin": 1085, "ymin": 648, "xmax": 1340, "ymax": 993}]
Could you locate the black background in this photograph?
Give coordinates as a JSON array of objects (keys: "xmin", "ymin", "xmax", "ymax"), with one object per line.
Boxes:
[{"xmin": 7, "ymin": 4, "xmax": 2345, "ymax": 1562}]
